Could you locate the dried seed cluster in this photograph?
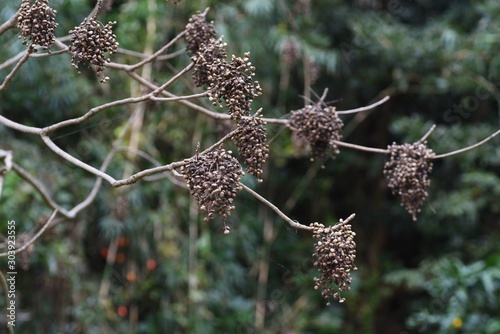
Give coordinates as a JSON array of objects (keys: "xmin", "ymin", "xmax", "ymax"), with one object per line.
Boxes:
[
  {"xmin": 185, "ymin": 14, "xmax": 262, "ymax": 122},
  {"xmin": 112, "ymin": 195, "xmax": 129, "ymax": 222},
  {"xmin": 185, "ymin": 13, "xmax": 267, "ymax": 182},
  {"xmin": 17, "ymin": 0, "xmax": 58, "ymax": 50},
  {"xmin": 191, "ymin": 37, "xmax": 228, "ymax": 87},
  {"xmin": 180, "ymin": 148, "xmax": 244, "ymax": 231},
  {"xmin": 311, "ymin": 218, "xmax": 357, "ymax": 305},
  {"xmin": 383, "ymin": 142, "xmax": 435, "ymax": 221},
  {"xmin": 207, "ymin": 53, "xmax": 262, "ymax": 122},
  {"xmin": 281, "ymin": 37, "xmax": 300, "ymax": 67},
  {"xmin": 17, "ymin": 233, "xmax": 33, "ymax": 271},
  {"xmin": 69, "ymin": 18, "xmax": 118, "ymax": 82},
  {"xmin": 290, "ymin": 104, "xmax": 344, "ymax": 160},
  {"xmin": 185, "ymin": 12, "xmax": 216, "ymax": 57},
  {"xmin": 231, "ymin": 115, "xmax": 269, "ymax": 182}
]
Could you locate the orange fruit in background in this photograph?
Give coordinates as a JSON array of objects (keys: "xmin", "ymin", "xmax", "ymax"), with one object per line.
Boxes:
[
  {"xmin": 116, "ymin": 237, "xmax": 130, "ymax": 247},
  {"xmin": 116, "ymin": 253, "xmax": 126, "ymax": 263},
  {"xmin": 117, "ymin": 305, "xmax": 128, "ymax": 318},
  {"xmin": 100, "ymin": 247, "xmax": 108, "ymax": 258},
  {"xmin": 146, "ymin": 259, "xmax": 157, "ymax": 270},
  {"xmin": 126, "ymin": 271, "xmax": 137, "ymax": 283}
]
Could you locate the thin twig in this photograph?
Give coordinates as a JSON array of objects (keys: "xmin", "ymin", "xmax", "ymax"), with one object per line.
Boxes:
[
  {"xmin": 30, "ymin": 48, "xmax": 69, "ymax": 57},
  {"xmin": 42, "ymin": 63, "xmax": 194, "ymax": 134},
  {"xmin": 42, "ymin": 95, "xmax": 150, "ymax": 133},
  {"xmin": 0, "ymin": 150, "xmax": 12, "ymax": 175},
  {"xmin": 127, "ymin": 71, "xmax": 291, "ymax": 124},
  {"xmin": 0, "ymin": 51, "xmax": 26, "ymax": 71},
  {"xmin": 151, "ymin": 62, "xmax": 194, "ymax": 96},
  {"xmin": 319, "ymin": 88, "xmax": 329, "ymax": 104},
  {"xmin": 116, "ymin": 146, "xmax": 188, "ymax": 187},
  {"xmin": 116, "ymin": 47, "xmax": 150, "ymax": 58},
  {"xmin": 89, "ymin": 0, "xmax": 104, "ymax": 20},
  {"xmin": 336, "ymin": 96, "xmax": 390, "ymax": 115},
  {"xmin": 150, "ymin": 92, "xmax": 208, "ymax": 102},
  {"xmin": 53, "ymin": 37, "xmax": 70, "ymax": 48},
  {"xmin": 107, "ymin": 32, "xmax": 186, "ymax": 71},
  {"xmin": 128, "ymin": 31, "xmax": 186, "ymax": 71},
  {"xmin": 40, "ymin": 134, "xmax": 117, "ymax": 184},
  {"xmin": 67, "ymin": 107, "xmax": 140, "ymax": 217},
  {"xmin": 157, "ymin": 49, "xmax": 186, "ymax": 61},
  {"xmin": 0, "ymin": 11, "xmax": 18, "ymax": 36},
  {"xmin": 0, "ymin": 210, "xmax": 58, "ymax": 257},
  {"xmin": 240, "ymin": 183, "xmax": 313, "ymax": 231},
  {"xmin": 40, "ymin": 110, "xmax": 237, "ymax": 189},
  {"xmin": 433, "ymin": 129, "xmax": 500, "ymax": 159},
  {"xmin": 416, "ymin": 124, "xmax": 436, "ymax": 144},
  {"xmin": 0, "ymin": 150, "xmax": 12, "ymax": 198},
  {"xmin": 333, "ymin": 140, "xmax": 389, "ymax": 154},
  {"xmin": 12, "ymin": 163, "xmax": 70, "ymax": 216},
  {"xmin": 0, "ymin": 51, "xmax": 31, "ymax": 92},
  {"xmin": 112, "ymin": 160, "xmax": 186, "ymax": 187},
  {"xmin": 335, "ymin": 213, "xmax": 356, "ymax": 228},
  {"xmin": 67, "ymin": 176, "xmax": 104, "ymax": 217},
  {"xmin": 0, "ymin": 115, "xmax": 41, "ymax": 134},
  {"xmin": 8, "ymin": 113, "xmax": 133, "ymax": 219},
  {"xmin": 265, "ymin": 95, "xmax": 390, "ymax": 123},
  {"xmin": 127, "ymin": 71, "xmax": 390, "ymax": 126},
  {"xmin": 199, "ymin": 128, "xmax": 241, "ymax": 155},
  {"xmin": 302, "ymin": 56, "xmax": 312, "ymax": 106},
  {"xmin": 126, "ymin": 71, "xmax": 231, "ymax": 119}
]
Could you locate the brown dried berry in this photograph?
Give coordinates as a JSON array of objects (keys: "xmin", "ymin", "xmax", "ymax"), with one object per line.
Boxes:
[
  {"xmin": 231, "ymin": 113, "xmax": 269, "ymax": 181},
  {"xmin": 206, "ymin": 52, "xmax": 262, "ymax": 122},
  {"xmin": 17, "ymin": 0, "xmax": 58, "ymax": 51},
  {"xmin": 383, "ymin": 141, "xmax": 435, "ymax": 220},
  {"xmin": 311, "ymin": 216, "xmax": 357, "ymax": 305},
  {"xmin": 185, "ymin": 11, "xmax": 216, "ymax": 57},
  {"xmin": 69, "ymin": 18, "xmax": 118, "ymax": 82},
  {"xmin": 180, "ymin": 148, "xmax": 244, "ymax": 227},
  {"xmin": 191, "ymin": 37, "xmax": 227, "ymax": 87},
  {"xmin": 281, "ymin": 36, "xmax": 300, "ymax": 67},
  {"xmin": 290, "ymin": 103, "xmax": 343, "ymax": 160}
]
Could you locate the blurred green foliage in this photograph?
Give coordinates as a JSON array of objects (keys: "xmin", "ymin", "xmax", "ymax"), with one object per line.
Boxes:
[{"xmin": 0, "ymin": 0, "xmax": 499, "ymax": 333}]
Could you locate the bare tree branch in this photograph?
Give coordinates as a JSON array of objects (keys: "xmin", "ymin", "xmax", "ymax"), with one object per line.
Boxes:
[
  {"xmin": 42, "ymin": 95, "xmax": 151, "ymax": 134},
  {"xmin": 0, "ymin": 50, "xmax": 26, "ymax": 71},
  {"xmin": 240, "ymin": 182, "xmax": 313, "ymax": 231},
  {"xmin": 0, "ymin": 11, "xmax": 18, "ymax": 37},
  {"xmin": 0, "ymin": 50, "xmax": 31, "ymax": 92},
  {"xmin": 11, "ymin": 163, "xmax": 70, "ymax": 216},
  {"xmin": 66, "ymin": 112, "xmax": 135, "ymax": 217},
  {"xmin": 40, "ymin": 134, "xmax": 118, "ymax": 184},
  {"xmin": 116, "ymin": 146, "xmax": 188, "ymax": 187},
  {"xmin": 333, "ymin": 140, "xmax": 389, "ymax": 154},
  {"xmin": 0, "ymin": 115, "xmax": 41, "ymax": 134},
  {"xmin": 0, "ymin": 210, "xmax": 59, "ymax": 257},
  {"xmin": 126, "ymin": 71, "xmax": 232, "ymax": 119},
  {"xmin": 116, "ymin": 47, "xmax": 185, "ymax": 61},
  {"xmin": 336, "ymin": 96, "xmax": 390, "ymax": 115},
  {"xmin": 128, "ymin": 31, "xmax": 186, "ymax": 71},
  {"xmin": 433, "ymin": 129, "xmax": 500, "ymax": 159},
  {"xmin": 0, "ymin": 149, "xmax": 12, "ymax": 198},
  {"xmin": 417, "ymin": 124, "xmax": 436, "ymax": 144},
  {"xmin": 112, "ymin": 160, "xmax": 186, "ymax": 187},
  {"xmin": 30, "ymin": 48, "xmax": 70, "ymax": 57},
  {"xmin": 150, "ymin": 92, "xmax": 208, "ymax": 102}
]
